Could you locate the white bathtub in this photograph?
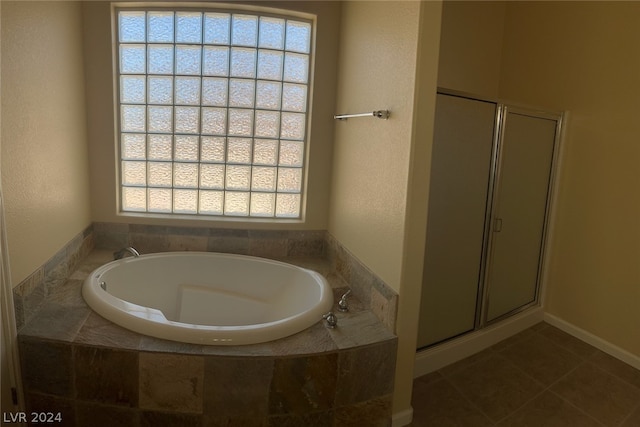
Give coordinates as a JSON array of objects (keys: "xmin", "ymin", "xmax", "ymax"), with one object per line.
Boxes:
[{"xmin": 82, "ymin": 252, "xmax": 334, "ymax": 345}]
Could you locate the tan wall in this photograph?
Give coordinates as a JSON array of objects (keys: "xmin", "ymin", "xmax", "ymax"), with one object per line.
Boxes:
[
  {"xmin": 1, "ymin": 1, "xmax": 92, "ymax": 286},
  {"xmin": 499, "ymin": 1, "xmax": 640, "ymax": 357},
  {"xmin": 329, "ymin": 1, "xmax": 422, "ymax": 291},
  {"xmin": 437, "ymin": 0, "xmax": 640, "ymax": 358},
  {"xmin": 438, "ymin": 1, "xmax": 506, "ymax": 98},
  {"xmin": 328, "ymin": 0, "xmax": 442, "ymax": 415},
  {"xmin": 83, "ymin": 1, "xmax": 340, "ymax": 230}
]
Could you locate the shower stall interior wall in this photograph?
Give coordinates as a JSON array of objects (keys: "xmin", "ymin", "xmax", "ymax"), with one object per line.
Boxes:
[{"xmin": 417, "ymin": 92, "xmax": 561, "ymax": 349}]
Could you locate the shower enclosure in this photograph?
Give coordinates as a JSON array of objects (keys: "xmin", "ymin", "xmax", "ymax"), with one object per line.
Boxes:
[{"xmin": 417, "ymin": 91, "xmax": 562, "ymax": 349}]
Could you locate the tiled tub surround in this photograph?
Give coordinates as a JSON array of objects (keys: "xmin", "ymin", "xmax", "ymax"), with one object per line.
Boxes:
[{"xmin": 17, "ymin": 242, "xmax": 398, "ymax": 425}]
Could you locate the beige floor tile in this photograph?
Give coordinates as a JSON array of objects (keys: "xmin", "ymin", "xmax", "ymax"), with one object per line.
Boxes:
[
  {"xmin": 498, "ymin": 333, "xmax": 582, "ymax": 386},
  {"xmin": 447, "ymin": 353, "xmax": 544, "ymax": 422},
  {"xmin": 496, "ymin": 391, "xmax": 602, "ymax": 427},
  {"xmin": 537, "ymin": 325, "xmax": 599, "ymax": 359},
  {"xmin": 621, "ymin": 404, "xmax": 640, "ymax": 427},
  {"xmin": 551, "ymin": 362, "xmax": 640, "ymax": 426},
  {"xmin": 411, "ymin": 377, "xmax": 493, "ymax": 427},
  {"xmin": 589, "ymin": 350, "xmax": 640, "ymax": 390}
]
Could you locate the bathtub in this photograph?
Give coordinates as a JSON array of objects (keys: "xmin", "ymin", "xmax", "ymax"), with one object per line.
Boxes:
[{"xmin": 82, "ymin": 251, "xmax": 334, "ymax": 345}]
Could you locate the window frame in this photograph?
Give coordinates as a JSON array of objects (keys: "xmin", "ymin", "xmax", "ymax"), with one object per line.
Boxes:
[{"xmin": 113, "ymin": 5, "xmax": 315, "ymax": 221}]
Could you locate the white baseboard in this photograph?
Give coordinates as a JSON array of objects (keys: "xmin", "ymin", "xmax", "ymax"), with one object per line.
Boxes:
[
  {"xmin": 543, "ymin": 313, "xmax": 640, "ymax": 370},
  {"xmin": 391, "ymin": 408, "xmax": 413, "ymax": 427},
  {"xmin": 413, "ymin": 306, "xmax": 545, "ymax": 378}
]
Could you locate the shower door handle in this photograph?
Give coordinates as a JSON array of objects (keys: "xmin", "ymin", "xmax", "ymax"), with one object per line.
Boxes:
[{"xmin": 494, "ymin": 218, "xmax": 503, "ymax": 232}]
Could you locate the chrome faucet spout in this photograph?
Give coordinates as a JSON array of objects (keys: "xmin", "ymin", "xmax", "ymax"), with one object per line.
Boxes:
[{"xmin": 113, "ymin": 246, "xmax": 140, "ymax": 260}]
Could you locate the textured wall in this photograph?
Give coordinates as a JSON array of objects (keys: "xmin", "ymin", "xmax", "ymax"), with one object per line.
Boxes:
[{"xmin": 1, "ymin": 1, "xmax": 92, "ymax": 286}]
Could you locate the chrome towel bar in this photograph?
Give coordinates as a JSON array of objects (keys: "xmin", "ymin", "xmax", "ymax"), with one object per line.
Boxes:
[{"xmin": 334, "ymin": 110, "xmax": 390, "ymax": 121}]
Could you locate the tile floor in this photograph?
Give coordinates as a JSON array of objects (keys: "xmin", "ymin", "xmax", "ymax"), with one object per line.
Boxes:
[{"xmin": 411, "ymin": 322, "xmax": 640, "ymax": 426}]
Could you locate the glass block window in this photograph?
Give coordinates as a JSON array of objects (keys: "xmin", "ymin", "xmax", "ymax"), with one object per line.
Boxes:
[{"xmin": 117, "ymin": 9, "xmax": 312, "ymax": 218}]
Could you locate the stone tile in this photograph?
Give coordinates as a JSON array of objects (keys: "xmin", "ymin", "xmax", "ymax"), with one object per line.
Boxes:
[
  {"xmin": 551, "ymin": 361, "xmax": 640, "ymax": 426},
  {"xmin": 248, "ymin": 237, "xmax": 288, "ymax": 258},
  {"xmin": 266, "ymin": 410, "xmax": 333, "ymax": 427},
  {"xmin": 622, "ymin": 405, "xmax": 640, "ymax": 427},
  {"xmin": 25, "ymin": 392, "xmax": 76, "ymax": 427},
  {"xmin": 448, "ymin": 353, "xmax": 544, "ymax": 422},
  {"xmin": 589, "ymin": 350, "xmax": 640, "ymax": 389},
  {"xmin": 47, "ymin": 279, "xmax": 86, "ymax": 307},
  {"xmin": 286, "ymin": 230, "xmax": 325, "ymax": 257},
  {"xmin": 140, "ymin": 411, "xmax": 202, "ymax": 427},
  {"xmin": 139, "ymin": 353, "xmax": 204, "ymax": 413},
  {"xmin": 328, "ymin": 311, "xmax": 395, "ymax": 349},
  {"xmin": 19, "ymin": 302, "xmax": 90, "ymax": 342},
  {"xmin": 75, "ymin": 345, "xmax": 139, "ymax": 407},
  {"xmin": 334, "ymin": 395, "xmax": 392, "ymax": 427},
  {"xmin": 75, "ymin": 312, "xmax": 142, "ymax": 350},
  {"xmin": 537, "ymin": 325, "xmax": 599, "ymax": 359},
  {"xmin": 203, "ymin": 357, "xmax": 273, "ymax": 418},
  {"xmin": 269, "ymin": 352, "xmax": 338, "ymax": 415},
  {"xmin": 497, "ymin": 391, "xmax": 601, "ymax": 427},
  {"xmin": 20, "ymin": 338, "xmax": 74, "ymax": 397},
  {"xmin": 203, "ymin": 415, "xmax": 267, "ymax": 427},
  {"xmin": 498, "ymin": 333, "xmax": 582, "ymax": 386},
  {"xmin": 76, "ymin": 401, "xmax": 141, "ymax": 427},
  {"xmin": 411, "ymin": 378, "xmax": 492, "ymax": 427},
  {"xmin": 336, "ymin": 340, "xmax": 396, "ymax": 405},
  {"xmin": 207, "ymin": 235, "xmax": 250, "ymax": 254},
  {"xmin": 138, "ymin": 335, "xmax": 204, "ymax": 354},
  {"xmin": 267, "ymin": 321, "xmax": 338, "ymax": 355},
  {"xmin": 370, "ymin": 285, "xmax": 397, "ymax": 332}
]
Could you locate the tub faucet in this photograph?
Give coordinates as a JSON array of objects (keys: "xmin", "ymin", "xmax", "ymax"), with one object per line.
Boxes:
[
  {"xmin": 338, "ymin": 289, "xmax": 352, "ymax": 312},
  {"xmin": 113, "ymin": 247, "xmax": 140, "ymax": 260},
  {"xmin": 322, "ymin": 312, "xmax": 338, "ymax": 328}
]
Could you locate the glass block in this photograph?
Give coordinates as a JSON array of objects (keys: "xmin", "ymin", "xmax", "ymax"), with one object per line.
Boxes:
[
  {"xmin": 119, "ymin": 11, "xmax": 146, "ymax": 43},
  {"xmin": 201, "ymin": 136, "xmax": 226, "ymax": 162},
  {"xmin": 148, "ymin": 12, "xmax": 174, "ymax": 43},
  {"xmin": 176, "ymin": 46, "xmax": 202, "ymax": 75},
  {"xmin": 254, "ymin": 111, "xmax": 280, "ymax": 138},
  {"xmin": 175, "ymin": 77, "xmax": 201, "ymax": 105},
  {"xmin": 250, "ymin": 192, "xmax": 275, "ymax": 217},
  {"xmin": 122, "ymin": 187, "xmax": 147, "ymax": 212},
  {"xmin": 122, "ymin": 161, "xmax": 147, "ymax": 186},
  {"xmin": 121, "ymin": 105, "xmax": 146, "ymax": 132},
  {"xmin": 253, "ymin": 139, "xmax": 278, "ymax": 165},
  {"xmin": 120, "ymin": 45, "xmax": 146, "ymax": 74},
  {"xmin": 203, "ymin": 46, "xmax": 229, "ymax": 76},
  {"xmin": 201, "ymin": 108, "xmax": 227, "ymax": 135},
  {"xmin": 279, "ymin": 141, "xmax": 304, "ymax": 167},
  {"xmin": 148, "ymin": 45, "xmax": 174, "ymax": 74},
  {"xmin": 225, "ymin": 165, "xmax": 251, "ymax": 190},
  {"xmin": 175, "ymin": 107, "xmax": 200, "ymax": 134},
  {"xmin": 176, "ymin": 12, "xmax": 202, "ymax": 44},
  {"xmin": 228, "ymin": 109, "xmax": 253, "ymax": 137},
  {"xmin": 174, "ymin": 189, "xmax": 198, "ymax": 214},
  {"xmin": 282, "ymin": 83, "xmax": 307, "ymax": 112},
  {"xmin": 148, "ymin": 76, "xmax": 173, "ymax": 104},
  {"xmin": 257, "ymin": 50, "xmax": 284, "ymax": 81},
  {"xmin": 148, "ymin": 135, "xmax": 173, "ymax": 161},
  {"xmin": 204, "ymin": 13, "xmax": 230, "ymax": 45},
  {"xmin": 175, "ymin": 135, "xmax": 199, "ymax": 161},
  {"xmin": 229, "ymin": 79, "xmax": 255, "ymax": 108},
  {"xmin": 281, "ymin": 112, "xmax": 306, "ymax": 140},
  {"xmin": 255, "ymin": 81, "xmax": 282, "ymax": 110},
  {"xmin": 121, "ymin": 76, "xmax": 146, "ymax": 104},
  {"xmin": 251, "ymin": 167, "xmax": 276, "ymax": 191},
  {"xmin": 174, "ymin": 163, "xmax": 198, "ymax": 188},
  {"xmin": 231, "ymin": 15, "xmax": 258, "ymax": 47},
  {"xmin": 283, "ymin": 53, "xmax": 309, "ymax": 84},
  {"xmin": 121, "ymin": 133, "xmax": 146, "ymax": 160},
  {"xmin": 276, "ymin": 193, "xmax": 301, "ymax": 218},
  {"xmin": 224, "ymin": 191, "xmax": 250, "ymax": 216},
  {"xmin": 226, "ymin": 138, "xmax": 252, "ymax": 164},
  {"xmin": 148, "ymin": 162, "xmax": 172, "ymax": 187},
  {"xmin": 230, "ymin": 48, "xmax": 256, "ymax": 78},
  {"xmin": 200, "ymin": 164, "xmax": 225, "ymax": 189},
  {"xmin": 148, "ymin": 188, "xmax": 172, "ymax": 213},
  {"xmin": 148, "ymin": 106, "xmax": 173, "ymax": 133},
  {"xmin": 202, "ymin": 78, "xmax": 228, "ymax": 106},
  {"xmin": 277, "ymin": 167, "xmax": 302, "ymax": 192},
  {"xmin": 199, "ymin": 190, "xmax": 224, "ymax": 215},
  {"xmin": 286, "ymin": 21, "xmax": 311, "ymax": 54},
  {"xmin": 259, "ymin": 17, "xmax": 285, "ymax": 50}
]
